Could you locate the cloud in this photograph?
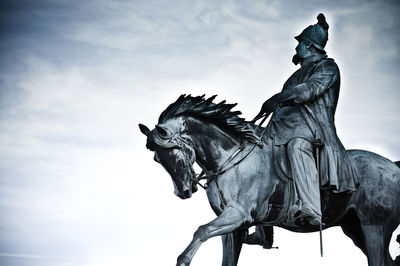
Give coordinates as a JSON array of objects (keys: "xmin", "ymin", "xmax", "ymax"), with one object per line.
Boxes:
[{"xmin": 0, "ymin": 1, "xmax": 399, "ymax": 265}]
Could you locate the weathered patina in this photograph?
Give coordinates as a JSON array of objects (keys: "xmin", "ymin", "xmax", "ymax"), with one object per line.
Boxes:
[
  {"xmin": 252, "ymin": 14, "xmax": 359, "ymax": 226},
  {"xmin": 139, "ymin": 94, "xmax": 400, "ymax": 266},
  {"xmin": 139, "ymin": 13, "xmax": 399, "ymax": 266}
]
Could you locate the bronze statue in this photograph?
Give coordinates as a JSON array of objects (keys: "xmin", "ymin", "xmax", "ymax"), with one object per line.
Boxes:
[
  {"xmin": 252, "ymin": 13, "xmax": 358, "ymax": 226},
  {"xmin": 139, "ymin": 14, "xmax": 400, "ymax": 266}
]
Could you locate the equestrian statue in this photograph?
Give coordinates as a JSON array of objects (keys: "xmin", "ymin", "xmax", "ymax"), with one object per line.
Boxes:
[{"xmin": 139, "ymin": 14, "xmax": 400, "ymax": 266}]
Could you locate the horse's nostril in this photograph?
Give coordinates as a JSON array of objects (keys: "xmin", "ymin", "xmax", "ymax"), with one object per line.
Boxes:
[{"xmin": 183, "ymin": 190, "xmax": 191, "ymax": 198}]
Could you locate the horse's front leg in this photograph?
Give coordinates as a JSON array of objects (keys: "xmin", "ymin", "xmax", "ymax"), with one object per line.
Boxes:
[
  {"xmin": 221, "ymin": 229, "xmax": 246, "ymax": 266},
  {"xmin": 176, "ymin": 205, "xmax": 246, "ymax": 266}
]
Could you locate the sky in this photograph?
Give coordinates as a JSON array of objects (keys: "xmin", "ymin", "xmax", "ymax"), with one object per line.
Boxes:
[{"xmin": 0, "ymin": 0, "xmax": 399, "ymax": 265}]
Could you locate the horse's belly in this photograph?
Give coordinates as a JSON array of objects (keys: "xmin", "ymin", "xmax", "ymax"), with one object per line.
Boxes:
[{"xmin": 348, "ymin": 149, "xmax": 400, "ymax": 224}]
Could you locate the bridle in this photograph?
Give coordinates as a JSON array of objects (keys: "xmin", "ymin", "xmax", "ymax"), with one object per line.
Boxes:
[
  {"xmin": 191, "ymin": 141, "xmax": 258, "ymax": 190},
  {"xmin": 153, "ymin": 114, "xmax": 269, "ymax": 192},
  {"xmin": 191, "ymin": 115, "xmax": 270, "ymax": 190}
]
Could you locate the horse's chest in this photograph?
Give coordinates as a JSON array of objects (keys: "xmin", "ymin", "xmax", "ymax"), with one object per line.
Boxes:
[{"xmin": 206, "ymin": 183, "xmax": 225, "ymax": 215}]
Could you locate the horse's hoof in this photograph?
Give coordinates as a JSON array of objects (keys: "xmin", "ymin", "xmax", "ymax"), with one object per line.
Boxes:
[
  {"xmin": 244, "ymin": 232, "xmax": 264, "ymax": 245},
  {"xmin": 177, "ymin": 254, "xmax": 190, "ymax": 266}
]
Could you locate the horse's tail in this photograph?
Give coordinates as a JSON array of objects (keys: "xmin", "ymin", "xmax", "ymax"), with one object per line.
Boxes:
[{"xmin": 396, "ymin": 161, "xmax": 400, "ymax": 168}]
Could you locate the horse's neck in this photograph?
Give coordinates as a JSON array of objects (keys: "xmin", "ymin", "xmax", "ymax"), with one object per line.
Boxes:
[{"xmin": 186, "ymin": 118, "xmax": 240, "ymax": 173}]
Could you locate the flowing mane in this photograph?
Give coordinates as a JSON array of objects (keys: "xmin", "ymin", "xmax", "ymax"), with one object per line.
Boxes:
[{"xmin": 158, "ymin": 94, "xmax": 260, "ymax": 143}]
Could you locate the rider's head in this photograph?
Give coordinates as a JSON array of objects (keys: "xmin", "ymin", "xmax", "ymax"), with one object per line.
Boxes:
[
  {"xmin": 295, "ymin": 40, "xmax": 314, "ymax": 60},
  {"xmin": 292, "ymin": 13, "xmax": 329, "ymax": 65}
]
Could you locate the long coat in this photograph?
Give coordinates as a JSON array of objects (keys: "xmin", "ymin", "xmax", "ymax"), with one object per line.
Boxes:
[{"xmin": 267, "ymin": 56, "xmax": 359, "ymax": 192}]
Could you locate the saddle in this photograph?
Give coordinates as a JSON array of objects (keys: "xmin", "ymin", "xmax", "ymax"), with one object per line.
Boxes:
[{"xmin": 267, "ymin": 140, "xmax": 352, "ymax": 227}]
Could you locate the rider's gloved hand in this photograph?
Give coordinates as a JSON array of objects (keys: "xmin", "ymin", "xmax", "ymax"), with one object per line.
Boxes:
[{"xmin": 251, "ymin": 98, "xmax": 275, "ymax": 123}]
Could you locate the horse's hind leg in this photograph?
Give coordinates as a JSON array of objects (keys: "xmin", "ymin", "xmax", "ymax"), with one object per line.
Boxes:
[
  {"xmin": 221, "ymin": 229, "xmax": 246, "ymax": 266},
  {"xmin": 361, "ymin": 224, "xmax": 395, "ymax": 266},
  {"xmin": 383, "ymin": 231, "xmax": 396, "ymax": 266},
  {"xmin": 340, "ymin": 209, "xmax": 366, "ymax": 254},
  {"xmin": 340, "ymin": 209, "xmax": 396, "ymax": 266}
]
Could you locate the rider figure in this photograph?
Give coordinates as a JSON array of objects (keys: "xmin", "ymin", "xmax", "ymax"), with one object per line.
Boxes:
[{"xmin": 253, "ymin": 14, "xmax": 359, "ymax": 226}]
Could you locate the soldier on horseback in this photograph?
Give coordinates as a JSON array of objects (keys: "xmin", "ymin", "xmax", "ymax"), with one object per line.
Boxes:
[
  {"xmin": 140, "ymin": 13, "xmax": 400, "ymax": 266},
  {"xmin": 253, "ymin": 14, "xmax": 359, "ymax": 226}
]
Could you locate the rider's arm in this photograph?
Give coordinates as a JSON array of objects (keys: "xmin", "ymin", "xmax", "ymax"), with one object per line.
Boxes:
[
  {"xmin": 252, "ymin": 60, "xmax": 338, "ymax": 122},
  {"xmin": 280, "ymin": 60, "xmax": 339, "ymax": 104}
]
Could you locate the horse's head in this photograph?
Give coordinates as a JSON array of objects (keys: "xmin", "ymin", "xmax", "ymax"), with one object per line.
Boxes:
[{"xmin": 139, "ymin": 117, "xmax": 198, "ymax": 199}]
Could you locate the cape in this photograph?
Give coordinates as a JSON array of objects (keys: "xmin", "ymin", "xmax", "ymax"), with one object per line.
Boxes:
[{"xmin": 267, "ymin": 57, "xmax": 359, "ymax": 192}]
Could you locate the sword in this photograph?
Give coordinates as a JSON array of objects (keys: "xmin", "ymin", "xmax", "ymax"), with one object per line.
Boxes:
[{"xmin": 314, "ymin": 130, "xmax": 324, "ymax": 257}]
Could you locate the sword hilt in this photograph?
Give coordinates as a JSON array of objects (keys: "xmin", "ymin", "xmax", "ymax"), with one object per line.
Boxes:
[{"xmin": 314, "ymin": 130, "xmax": 324, "ymax": 148}]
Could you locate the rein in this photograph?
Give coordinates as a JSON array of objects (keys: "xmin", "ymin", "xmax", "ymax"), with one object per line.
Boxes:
[
  {"xmin": 192, "ymin": 114, "xmax": 269, "ymax": 190},
  {"xmin": 191, "ymin": 143, "xmax": 256, "ymax": 190}
]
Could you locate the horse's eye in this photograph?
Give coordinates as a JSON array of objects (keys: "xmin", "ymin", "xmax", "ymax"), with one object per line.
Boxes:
[{"xmin": 171, "ymin": 149, "xmax": 180, "ymax": 157}]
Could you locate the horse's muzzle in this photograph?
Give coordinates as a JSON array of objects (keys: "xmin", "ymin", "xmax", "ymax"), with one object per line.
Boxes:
[{"xmin": 177, "ymin": 188, "xmax": 192, "ymax": 199}]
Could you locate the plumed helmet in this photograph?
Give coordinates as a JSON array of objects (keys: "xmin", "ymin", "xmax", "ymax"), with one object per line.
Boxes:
[{"xmin": 295, "ymin": 13, "xmax": 329, "ymax": 53}]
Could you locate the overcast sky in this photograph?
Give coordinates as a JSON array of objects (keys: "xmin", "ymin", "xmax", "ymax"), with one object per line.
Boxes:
[{"xmin": 0, "ymin": 0, "xmax": 399, "ymax": 265}]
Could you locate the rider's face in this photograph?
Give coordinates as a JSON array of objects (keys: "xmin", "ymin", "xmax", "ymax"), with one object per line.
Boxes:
[{"xmin": 295, "ymin": 41, "xmax": 310, "ymax": 59}]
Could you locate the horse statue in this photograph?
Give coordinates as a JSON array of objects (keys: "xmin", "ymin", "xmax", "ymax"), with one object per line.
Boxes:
[{"xmin": 139, "ymin": 94, "xmax": 400, "ymax": 266}]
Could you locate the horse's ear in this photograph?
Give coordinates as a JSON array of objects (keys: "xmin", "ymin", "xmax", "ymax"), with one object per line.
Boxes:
[
  {"xmin": 139, "ymin": 123, "xmax": 151, "ymax": 136},
  {"xmin": 155, "ymin": 124, "xmax": 170, "ymax": 137}
]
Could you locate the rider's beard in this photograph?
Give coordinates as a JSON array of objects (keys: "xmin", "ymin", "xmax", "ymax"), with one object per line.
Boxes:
[{"xmin": 292, "ymin": 54, "xmax": 303, "ymax": 65}]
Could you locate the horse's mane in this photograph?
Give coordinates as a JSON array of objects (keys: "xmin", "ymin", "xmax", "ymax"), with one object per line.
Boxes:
[{"xmin": 158, "ymin": 94, "xmax": 260, "ymax": 143}]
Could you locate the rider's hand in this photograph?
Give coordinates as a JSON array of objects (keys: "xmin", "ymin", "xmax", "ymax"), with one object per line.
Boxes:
[
  {"xmin": 261, "ymin": 99, "xmax": 275, "ymax": 115},
  {"xmin": 251, "ymin": 99, "xmax": 275, "ymax": 123}
]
